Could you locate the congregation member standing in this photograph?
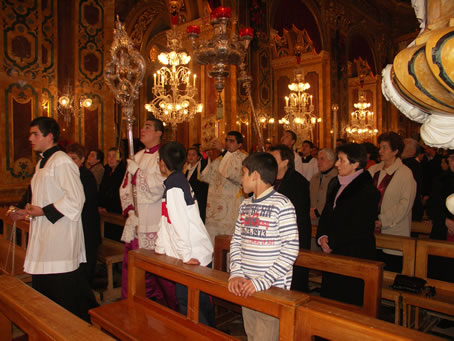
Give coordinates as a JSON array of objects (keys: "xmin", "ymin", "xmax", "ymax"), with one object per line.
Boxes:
[
  {"xmin": 184, "ymin": 146, "xmax": 209, "ymax": 222},
  {"xmin": 200, "ymin": 131, "xmax": 246, "ymax": 243},
  {"xmin": 369, "ymin": 132, "xmax": 416, "ymax": 272},
  {"xmin": 229, "ymin": 152, "xmax": 299, "ymax": 341},
  {"xmin": 66, "ymin": 143, "xmax": 101, "ymax": 288},
  {"xmin": 269, "ymin": 145, "xmax": 311, "ymax": 292},
  {"xmin": 120, "ymin": 118, "xmax": 176, "ymax": 309},
  {"xmin": 280, "ymin": 129, "xmax": 304, "ymax": 176},
  {"xmin": 402, "ymin": 138, "xmax": 424, "ymax": 221},
  {"xmin": 86, "ymin": 149, "xmax": 105, "ymax": 190},
  {"xmin": 427, "ymin": 150, "xmax": 454, "ymax": 282},
  {"xmin": 309, "ymin": 148, "xmax": 337, "ymax": 226},
  {"xmin": 10, "ymin": 117, "xmax": 95, "ymax": 321},
  {"xmin": 300, "ymin": 140, "xmax": 319, "ymax": 182},
  {"xmin": 317, "ymin": 143, "xmax": 380, "ymax": 306},
  {"xmin": 99, "ymin": 147, "xmax": 126, "ymax": 241}
]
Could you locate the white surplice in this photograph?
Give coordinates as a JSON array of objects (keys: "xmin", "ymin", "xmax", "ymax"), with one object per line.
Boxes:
[{"xmin": 24, "ymin": 151, "xmax": 86, "ymax": 274}]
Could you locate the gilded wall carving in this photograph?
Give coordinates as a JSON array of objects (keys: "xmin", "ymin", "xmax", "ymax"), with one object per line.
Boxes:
[{"xmin": 0, "ymin": 0, "xmax": 58, "ymax": 202}]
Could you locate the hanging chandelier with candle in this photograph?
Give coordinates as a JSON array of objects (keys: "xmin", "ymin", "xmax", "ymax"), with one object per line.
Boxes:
[
  {"xmin": 187, "ymin": 6, "xmax": 254, "ymax": 115},
  {"xmin": 279, "ymin": 71, "xmax": 321, "ymax": 140},
  {"xmin": 144, "ymin": 26, "xmax": 203, "ymax": 126},
  {"xmin": 345, "ymin": 93, "xmax": 378, "ymax": 141}
]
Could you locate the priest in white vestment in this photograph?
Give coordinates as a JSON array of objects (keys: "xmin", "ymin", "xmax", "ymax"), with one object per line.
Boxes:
[{"xmin": 200, "ymin": 131, "xmax": 247, "ymax": 243}]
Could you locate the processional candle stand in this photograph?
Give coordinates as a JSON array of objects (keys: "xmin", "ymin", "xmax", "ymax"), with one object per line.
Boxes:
[{"xmin": 105, "ymin": 16, "xmax": 146, "ymax": 210}]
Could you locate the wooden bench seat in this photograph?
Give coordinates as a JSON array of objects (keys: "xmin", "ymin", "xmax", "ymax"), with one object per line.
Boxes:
[
  {"xmin": 214, "ymin": 235, "xmax": 383, "ymax": 318},
  {"xmin": 376, "ymin": 233, "xmax": 416, "ymax": 324},
  {"xmin": 90, "ymin": 249, "xmax": 309, "ymax": 341},
  {"xmin": 0, "ymin": 207, "xmax": 31, "ymax": 282},
  {"xmin": 98, "ymin": 211, "xmax": 125, "ymax": 301},
  {"xmin": 402, "ymin": 239, "xmax": 454, "ymax": 329},
  {"xmin": 0, "ymin": 274, "xmax": 113, "ymax": 340},
  {"xmin": 91, "ymin": 296, "xmax": 235, "ymax": 340},
  {"xmin": 295, "ymin": 300, "xmax": 443, "ymax": 340}
]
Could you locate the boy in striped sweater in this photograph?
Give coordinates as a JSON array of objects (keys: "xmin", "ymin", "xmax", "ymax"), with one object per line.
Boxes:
[{"xmin": 228, "ymin": 152, "xmax": 299, "ymax": 341}]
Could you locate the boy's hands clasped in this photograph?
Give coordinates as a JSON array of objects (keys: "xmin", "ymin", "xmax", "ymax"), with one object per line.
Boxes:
[{"xmin": 228, "ymin": 277, "xmax": 256, "ymax": 297}]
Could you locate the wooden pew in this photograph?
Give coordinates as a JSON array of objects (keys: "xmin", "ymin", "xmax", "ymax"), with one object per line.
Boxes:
[
  {"xmin": 0, "ymin": 207, "xmax": 31, "ymax": 282},
  {"xmin": 0, "ymin": 274, "xmax": 113, "ymax": 340},
  {"xmin": 98, "ymin": 211, "xmax": 125, "ymax": 301},
  {"xmin": 376, "ymin": 233, "xmax": 416, "ymax": 324},
  {"xmin": 411, "ymin": 220, "xmax": 432, "ymax": 238},
  {"xmin": 90, "ymin": 250, "xmax": 309, "ymax": 340},
  {"xmin": 214, "ymin": 235, "xmax": 383, "ymax": 318},
  {"xmin": 402, "ymin": 239, "xmax": 454, "ymax": 329},
  {"xmin": 295, "ymin": 300, "xmax": 443, "ymax": 340}
]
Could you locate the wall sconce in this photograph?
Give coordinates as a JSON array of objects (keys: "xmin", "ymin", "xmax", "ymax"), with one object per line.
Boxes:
[{"xmin": 57, "ymin": 91, "xmax": 93, "ymax": 125}]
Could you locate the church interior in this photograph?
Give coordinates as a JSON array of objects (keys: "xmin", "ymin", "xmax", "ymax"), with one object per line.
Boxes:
[
  {"xmin": 1, "ymin": 0, "xmax": 454, "ymax": 340},
  {"xmin": 3, "ymin": 0, "xmax": 452, "ymax": 202}
]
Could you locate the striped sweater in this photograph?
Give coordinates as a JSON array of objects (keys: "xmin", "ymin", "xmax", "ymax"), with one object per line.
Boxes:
[{"xmin": 229, "ymin": 188, "xmax": 299, "ymax": 291}]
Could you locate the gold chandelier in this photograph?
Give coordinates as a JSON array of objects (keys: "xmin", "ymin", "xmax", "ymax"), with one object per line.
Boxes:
[
  {"xmin": 345, "ymin": 93, "xmax": 378, "ymax": 141},
  {"xmin": 145, "ymin": 27, "xmax": 202, "ymax": 126},
  {"xmin": 279, "ymin": 72, "xmax": 321, "ymax": 140},
  {"xmin": 187, "ymin": 6, "xmax": 253, "ymax": 115}
]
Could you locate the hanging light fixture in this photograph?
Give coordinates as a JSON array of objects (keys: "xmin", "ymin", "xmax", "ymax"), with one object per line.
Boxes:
[
  {"xmin": 345, "ymin": 93, "xmax": 378, "ymax": 141},
  {"xmin": 187, "ymin": 6, "xmax": 253, "ymax": 116},
  {"xmin": 279, "ymin": 71, "xmax": 321, "ymax": 141},
  {"xmin": 144, "ymin": 25, "xmax": 203, "ymax": 128}
]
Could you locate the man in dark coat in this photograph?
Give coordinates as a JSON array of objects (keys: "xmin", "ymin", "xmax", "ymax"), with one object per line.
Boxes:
[
  {"xmin": 270, "ymin": 145, "xmax": 312, "ymax": 292},
  {"xmin": 99, "ymin": 148, "xmax": 127, "ymax": 241},
  {"xmin": 67, "ymin": 143, "xmax": 102, "ymax": 287}
]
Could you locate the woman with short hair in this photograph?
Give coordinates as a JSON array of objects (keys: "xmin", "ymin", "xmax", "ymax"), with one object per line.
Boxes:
[{"xmin": 316, "ymin": 143, "xmax": 380, "ymax": 306}]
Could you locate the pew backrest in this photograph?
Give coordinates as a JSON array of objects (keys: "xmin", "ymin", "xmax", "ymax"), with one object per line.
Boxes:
[
  {"xmin": 0, "ymin": 275, "xmax": 113, "ymax": 340},
  {"xmin": 99, "ymin": 210, "xmax": 125, "ymax": 239},
  {"xmin": 375, "ymin": 233, "xmax": 416, "ymax": 281},
  {"xmin": 295, "ymin": 300, "xmax": 443, "ymax": 340},
  {"xmin": 128, "ymin": 249, "xmax": 309, "ymax": 341},
  {"xmin": 415, "ymin": 238, "xmax": 454, "ymax": 292},
  {"xmin": 214, "ymin": 235, "xmax": 383, "ymax": 317},
  {"xmin": 295, "ymin": 249, "xmax": 383, "ymax": 317}
]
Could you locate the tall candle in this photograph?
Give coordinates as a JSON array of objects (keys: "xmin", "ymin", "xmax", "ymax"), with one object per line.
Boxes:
[
  {"xmin": 193, "ymin": 74, "xmax": 196, "ymax": 87},
  {"xmin": 154, "ymin": 73, "xmax": 156, "ymax": 86}
]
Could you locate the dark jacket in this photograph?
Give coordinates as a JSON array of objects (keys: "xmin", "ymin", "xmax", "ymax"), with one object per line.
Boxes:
[
  {"xmin": 276, "ymin": 168, "xmax": 312, "ymax": 250},
  {"xmin": 403, "ymin": 157, "xmax": 424, "ymax": 221},
  {"xmin": 80, "ymin": 166, "xmax": 101, "ymax": 249},
  {"xmin": 317, "ymin": 171, "xmax": 380, "ymax": 259},
  {"xmin": 186, "ymin": 159, "xmax": 209, "ymax": 223},
  {"xmin": 427, "ymin": 170, "xmax": 454, "ymax": 283},
  {"xmin": 99, "ymin": 161, "xmax": 126, "ymax": 213},
  {"xmin": 275, "ymin": 168, "xmax": 311, "ymax": 292},
  {"xmin": 428, "ymin": 170, "xmax": 454, "ymax": 241},
  {"xmin": 316, "ymin": 171, "xmax": 380, "ymax": 306},
  {"xmin": 79, "ymin": 166, "xmax": 101, "ymax": 286}
]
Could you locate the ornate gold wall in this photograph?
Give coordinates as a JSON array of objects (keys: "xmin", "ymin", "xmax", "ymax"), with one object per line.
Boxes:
[{"xmin": 0, "ymin": 0, "xmax": 115, "ymax": 204}]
